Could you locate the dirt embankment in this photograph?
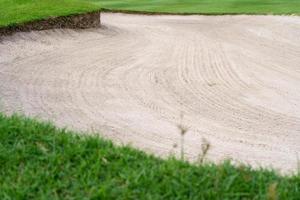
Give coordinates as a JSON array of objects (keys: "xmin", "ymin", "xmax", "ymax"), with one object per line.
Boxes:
[{"xmin": 0, "ymin": 11, "xmax": 101, "ymax": 36}]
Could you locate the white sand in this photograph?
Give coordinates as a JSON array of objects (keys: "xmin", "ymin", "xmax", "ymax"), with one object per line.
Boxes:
[{"xmin": 1, "ymin": 13, "xmax": 300, "ymax": 173}]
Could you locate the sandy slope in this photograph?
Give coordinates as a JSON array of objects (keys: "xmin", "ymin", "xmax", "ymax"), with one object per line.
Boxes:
[{"xmin": 0, "ymin": 13, "xmax": 300, "ymax": 173}]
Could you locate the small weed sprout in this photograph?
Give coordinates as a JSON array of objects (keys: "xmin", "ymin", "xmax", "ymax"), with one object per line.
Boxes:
[
  {"xmin": 198, "ymin": 138, "xmax": 210, "ymax": 164},
  {"xmin": 296, "ymin": 153, "xmax": 300, "ymax": 174},
  {"xmin": 177, "ymin": 111, "xmax": 189, "ymax": 160},
  {"xmin": 176, "ymin": 112, "xmax": 211, "ymax": 163},
  {"xmin": 177, "ymin": 124, "xmax": 188, "ymax": 160}
]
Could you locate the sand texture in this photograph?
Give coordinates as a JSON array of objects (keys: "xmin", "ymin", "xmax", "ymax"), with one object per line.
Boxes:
[{"xmin": 1, "ymin": 13, "xmax": 300, "ymax": 173}]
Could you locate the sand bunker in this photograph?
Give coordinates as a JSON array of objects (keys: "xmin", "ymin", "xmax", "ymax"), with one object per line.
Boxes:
[{"xmin": 0, "ymin": 13, "xmax": 300, "ymax": 173}]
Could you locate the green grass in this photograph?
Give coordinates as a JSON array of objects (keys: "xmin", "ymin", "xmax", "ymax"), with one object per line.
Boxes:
[
  {"xmin": 0, "ymin": 113, "xmax": 299, "ymax": 199},
  {"xmin": 0, "ymin": 0, "xmax": 101, "ymax": 27},
  {"xmin": 1, "ymin": 1, "xmax": 300, "ymax": 198},
  {"xmin": 95, "ymin": 0, "xmax": 300, "ymax": 15},
  {"xmin": 1, "ymin": 0, "xmax": 300, "ymax": 28}
]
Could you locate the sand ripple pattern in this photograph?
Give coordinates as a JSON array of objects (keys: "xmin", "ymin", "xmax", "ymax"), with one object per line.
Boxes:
[{"xmin": 1, "ymin": 13, "xmax": 300, "ymax": 173}]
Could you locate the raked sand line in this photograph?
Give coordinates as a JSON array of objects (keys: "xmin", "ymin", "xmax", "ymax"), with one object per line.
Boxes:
[{"xmin": 0, "ymin": 13, "xmax": 300, "ymax": 173}]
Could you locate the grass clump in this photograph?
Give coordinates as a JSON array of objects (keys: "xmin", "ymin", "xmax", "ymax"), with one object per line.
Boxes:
[
  {"xmin": 0, "ymin": 0, "xmax": 101, "ymax": 27},
  {"xmin": 0, "ymin": 113, "xmax": 299, "ymax": 199}
]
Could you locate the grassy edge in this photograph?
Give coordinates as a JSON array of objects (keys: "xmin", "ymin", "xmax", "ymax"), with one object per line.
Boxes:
[
  {"xmin": 0, "ymin": 9, "xmax": 102, "ymax": 29},
  {"xmin": 0, "ymin": 112, "xmax": 299, "ymax": 199},
  {"xmin": 1, "ymin": 6, "xmax": 299, "ymax": 29},
  {"xmin": 101, "ymin": 8, "xmax": 300, "ymax": 16}
]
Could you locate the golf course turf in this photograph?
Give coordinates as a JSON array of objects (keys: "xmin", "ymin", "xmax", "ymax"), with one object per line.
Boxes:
[
  {"xmin": 1, "ymin": 0, "xmax": 300, "ymax": 27},
  {"xmin": 0, "ymin": 0, "xmax": 101, "ymax": 27},
  {"xmin": 98, "ymin": 0, "xmax": 300, "ymax": 15},
  {"xmin": 0, "ymin": 113, "xmax": 299, "ymax": 199},
  {"xmin": 1, "ymin": 0, "xmax": 300, "ymax": 199}
]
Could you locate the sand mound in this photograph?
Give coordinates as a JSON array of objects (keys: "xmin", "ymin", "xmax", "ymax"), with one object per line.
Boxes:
[{"xmin": 1, "ymin": 13, "xmax": 300, "ymax": 173}]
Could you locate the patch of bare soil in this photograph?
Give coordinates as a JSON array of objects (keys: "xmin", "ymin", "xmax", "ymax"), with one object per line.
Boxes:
[{"xmin": 0, "ymin": 13, "xmax": 299, "ymax": 173}]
